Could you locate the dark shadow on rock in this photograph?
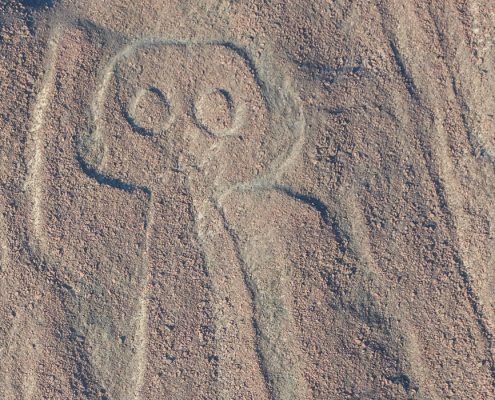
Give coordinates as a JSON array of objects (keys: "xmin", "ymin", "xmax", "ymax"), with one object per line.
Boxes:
[{"xmin": 21, "ymin": 0, "xmax": 54, "ymax": 8}]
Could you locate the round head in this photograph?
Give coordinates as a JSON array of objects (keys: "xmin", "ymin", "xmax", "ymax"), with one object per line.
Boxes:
[{"xmin": 86, "ymin": 40, "xmax": 303, "ymax": 194}]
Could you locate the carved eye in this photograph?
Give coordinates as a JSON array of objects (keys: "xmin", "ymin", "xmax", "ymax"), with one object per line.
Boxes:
[
  {"xmin": 193, "ymin": 88, "xmax": 242, "ymax": 137},
  {"xmin": 126, "ymin": 87, "xmax": 174, "ymax": 136}
]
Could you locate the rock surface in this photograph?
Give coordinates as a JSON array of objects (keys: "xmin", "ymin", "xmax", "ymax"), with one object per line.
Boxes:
[{"xmin": 1, "ymin": 1, "xmax": 495, "ymax": 399}]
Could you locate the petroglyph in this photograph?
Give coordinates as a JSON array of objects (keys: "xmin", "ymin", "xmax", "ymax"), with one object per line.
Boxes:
[
  {"xmin": 6, "ymin": 2, "xmax": 495, "ymax": 399},
  {"xmin": 24, "ymin": 25, "xmax": 62, "ymax": 257},
  {"xmin": 125, "ymin": 86, "xmax": 174, "ymax": 136},
  {"xmin": 24, "ymin": 17, "xmax": 311, "ymax": 398},
  {"xmin": 82, "ymin": 37, "xmax": 304, "ymax": 187},
  {"xmin": 193, "ymin": 88, "xmax": 245, "ymax": 137},
  {"xmin": 78, "ymin": 32, "xmax": 308, "ymax": 398}
]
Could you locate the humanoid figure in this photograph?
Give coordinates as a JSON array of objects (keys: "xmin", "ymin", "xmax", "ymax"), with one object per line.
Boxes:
[
  {"xmin": 28, "ymin": 22, "xmax": 425, "ymax": 400},
  {"xmin": 71, "ymin": 33, "xmax": 310, "ymax": 399}
]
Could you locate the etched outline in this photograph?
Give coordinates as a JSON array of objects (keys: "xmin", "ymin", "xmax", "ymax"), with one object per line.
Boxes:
[
  {"xmin": 28, "ymin": 20, "xmax": 313, "ymax": 400},
  {"xmin": 82, "ymin": 32, "xmax": 309, "ymax": 399},
  {"xmin": 24, "ymin": 24, "xmax": 62, "ymax": 258},
  {"xmin": 192, "ymin": 87, "xmax": 245, "ymax": 137},
  {"xmin": 124, "ymin": 86, "xmax": 175, "ymax": 137}
]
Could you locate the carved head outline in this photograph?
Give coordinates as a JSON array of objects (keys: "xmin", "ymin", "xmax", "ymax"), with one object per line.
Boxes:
[{"xmin": 81, "ymin": 40, "xmax": 304, "ymax": 194}]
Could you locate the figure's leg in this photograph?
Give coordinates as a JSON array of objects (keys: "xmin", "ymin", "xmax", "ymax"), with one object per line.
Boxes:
[
  {"xmin": 193, "ymin": 198, "xmax": 272, "ymax": 400},
  {"xmin": 233, "ymin": 224, "xmax": 310, "ymax": 400},
  {"xmin": 217, "ymin": 193, "xmax": 311, "ymax": 400}
]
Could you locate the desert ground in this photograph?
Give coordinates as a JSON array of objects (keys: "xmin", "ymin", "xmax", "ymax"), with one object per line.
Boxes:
[{"xmin": 1, "ymin": 0, "xmax": 495, "ymax": 399}]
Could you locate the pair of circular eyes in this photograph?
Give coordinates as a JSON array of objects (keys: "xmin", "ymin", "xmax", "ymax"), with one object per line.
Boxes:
[{"xmin": 126, "ymin": 86, "xmax": 240, "ymax": 137}]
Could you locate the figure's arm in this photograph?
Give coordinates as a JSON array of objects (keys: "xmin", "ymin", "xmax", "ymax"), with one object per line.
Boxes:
[{"xmin": 24, "ymin": 23, "xmax": 151, "ymax": 398}]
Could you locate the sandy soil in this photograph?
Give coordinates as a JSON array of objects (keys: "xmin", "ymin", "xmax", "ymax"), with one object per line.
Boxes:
[{"xmin": 1, "ymin": 0, "xmax": 495, "ymax": 399}]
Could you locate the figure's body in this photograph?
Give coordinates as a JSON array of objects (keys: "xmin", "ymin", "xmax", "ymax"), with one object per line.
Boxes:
[{"xmin": 77, "ymin": 37, "xmax": 310, "ymax": 398}]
